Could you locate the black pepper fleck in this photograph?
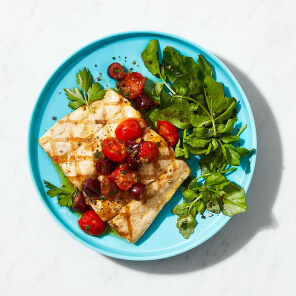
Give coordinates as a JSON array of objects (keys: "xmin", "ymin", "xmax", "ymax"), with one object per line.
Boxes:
[
  {"xmin": 52, "ymin": 116, "xmax": 57, "ymax": 120},
  {"xmin": 201, "ymin": 215, "xmax": 206, "ymax": 219}
]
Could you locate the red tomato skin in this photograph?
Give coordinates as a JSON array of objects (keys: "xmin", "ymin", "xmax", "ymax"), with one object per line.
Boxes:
[
  {"xmin": 102, "ymin": 137, "xmax": 128, "ymax": 163},
  {"xmin": 137, "ymin": 141, "xmax": 160, "ymax": 162},
  {"xmin": 78, "ymin": 210, "xmax": 107, "ymax": 236},
  {"xmin": 109, "ymin": 166, "xmax": 138, "ymax": 190},
  {"xmin": 100, "ymin": 176, "xmax": 118, "ymax": 197},
  {"xmin": 117, "ymin": 72, "xmax": 145, "ymax": 99},
  {"xmin": 115, "ymin": 119, "xmax": 142, "ymax": 142},
  {"xmin": 157, "ymin": 121, "xmax": 179, "ymax": 147},
  {"xmin": 107, "ymin": 63, "xmax": 126, "ymax": 79}
]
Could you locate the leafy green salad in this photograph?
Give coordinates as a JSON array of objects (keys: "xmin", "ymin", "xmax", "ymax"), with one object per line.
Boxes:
[{"xmin": 140, "ymin": 39, "xmax": 254, "ymax": 239}]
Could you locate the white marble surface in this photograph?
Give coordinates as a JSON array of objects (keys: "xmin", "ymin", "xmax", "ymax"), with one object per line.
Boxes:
[{"xmin": 1, "ymin": 0, "xmax": 295, "ymax": 295}]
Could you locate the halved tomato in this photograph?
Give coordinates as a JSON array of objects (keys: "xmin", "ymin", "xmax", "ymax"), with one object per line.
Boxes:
[
  {"xmin": 115, "ymin": 119, "xmax": 142, "ymax": 142},
  {"xmin": 109, "ymin": 166, "xmax": 138, "ymax": 190},
  {"xmin": 157, "ymin": 121, "xmax": 179, "ymax": 147},
  {"xmin": 117, "ymin": 72, "xmax": 145, "ymax": 99},
  {"xmin": 137, "ymin": 141, "xmax": 159, "ymax": 162},
  {"xmin": 102, "ymin": 137, "xmax": 127, "ymax": 162}
]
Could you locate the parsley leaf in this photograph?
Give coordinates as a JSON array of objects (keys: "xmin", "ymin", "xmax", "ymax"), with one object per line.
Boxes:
[
  {"xmin": 64, "ymin": 67, "xmax": 105, "ymax": 112},
  {"xmin": 43, "ymin": 180, "xmax": 75, "ymax": 207}
]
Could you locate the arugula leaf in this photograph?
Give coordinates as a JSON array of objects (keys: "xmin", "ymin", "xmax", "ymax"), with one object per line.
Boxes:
[
  {"xmin": 204, "ymin": 75, "xmax": 226, "ymax": 115},
  {"xmin": 152, "ymin": 82, "xmax": 164, "ymax": 96},
  {"xmin": 236, "ymin": 147, "xmax": 254, "ymax": 157},
  {"xmin": 141, "ymin": 39, "xmax": 161, "ymax": 76},
  {"xmin": 221, "ymin": 182, "xmax": 247, "ymax": 216},
  {"xmin": 221, "ymin": 143, "xmax": 241, "ymax": 166},
  {"xmin": 220, "ymin": 135, "xmax": 240, "ymax": 143},
  {"xmin": 44, "ymin": 180, "xmax": 75, "ymax": 207},
  {"xmin": 171, "ymin": 203, "xmax": 190, "ymax": 215},
  {"xmin": 162, "ymin": 46, "xmax": 198, "ymax": 83},
  {"xmin": 176, "ymin": 213, "xmax": 196, "ymax": 239},
  {"xmin": 197, "ymin": 54, "xmax": 212, "ymax": 78}
]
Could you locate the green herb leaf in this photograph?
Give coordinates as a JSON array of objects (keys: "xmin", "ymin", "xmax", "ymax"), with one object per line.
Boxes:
[
  {"xmin": 197, "ymin": 54, "xmax": 212, "ymax": 78},
  {"xmin": 88, "ymin": 83, "xmax": 105, "ymax": 102},
  {"xmin": 176, "ymin": 213, "xmax": 196, "ymax": 239},
  {"xmin": 171, "ymin": 203, "xmax": 190, "ymax": 216},
  {"xmin": 221, "ymin": 182, "xmax": 247, "ymax": 216},
  {"xmin": 43, "ymin": 180, "xmax": 75, "ymax": 207},
  {"xmin": 76, "ymin": 67, "xmax": 93, "ymax": 92},
  {"xmin": 162, "ymin": 46, "xmax": 198, "ymax": 83},
  {"xmin": 204, "ymin": 75, "xmax": 226, "ymax": 115},
  {"xmin": 141, "ymin": 39, "xmax": 161, "ymax": 76}
]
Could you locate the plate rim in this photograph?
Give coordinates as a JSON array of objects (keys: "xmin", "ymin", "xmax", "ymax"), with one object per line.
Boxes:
[{"xmin": 28, "ymin": 31, "xmax": 257, "ymax": 261}]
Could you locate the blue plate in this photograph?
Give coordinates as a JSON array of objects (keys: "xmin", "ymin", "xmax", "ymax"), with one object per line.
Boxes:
[{"xmin": 28, "ymin": 31, "xmax": 257, "ymax": 261}]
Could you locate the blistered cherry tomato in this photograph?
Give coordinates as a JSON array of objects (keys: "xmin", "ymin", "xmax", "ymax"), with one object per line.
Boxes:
[
  {"xmin": 100, "ymin": 176, "xmax": 118, "ymax": 197},
  {"xmin": 115, "ymin": 119, "xmax": 142, "ymax": 142},
  {"xmin": 117, "ymin": 72, "xmax": 145, "ymax": 99},
  {"xmin": 78, "ymin": 210, "xmax": 107, "ymax": 236},
  {"xmin": 129, "ymin": 183, "xmax": 146, "ymax": 200},
  {"xmin": 110, "ymin": 166, "xmax": 138, "ymax": 190},
  {"xmin": 102, "ymin": 137, "xmax": 127, "ymax": 162},
  {"xmin": 157, "ymin": 121, "xmax": 179, "ymax": 147},
  {"xmin": 96, "ymin": 157, "xmax": 116, "ymax": 175},
  {"xmin": 135, "ymin": 93, "xmax": 154, "ymax": 110},
  {"xmin": 82, "ymin": 177, "xmax": 101, "ymax": 196},
  {"xmin": 107, "ymin": 63, "xmax": 126, "ymax": 79},
  {"xmin": 72, "ymin": 191, "xmax": 88, "ymax": 213},
  {"xmin": 137, "ymin": 141, "xmax": 160, "ymax": 162}
]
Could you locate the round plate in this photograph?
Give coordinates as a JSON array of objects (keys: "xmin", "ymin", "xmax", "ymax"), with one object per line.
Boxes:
[{"xmin": 28, "ymin": 31, "xmax": 257, "ymax": 261}]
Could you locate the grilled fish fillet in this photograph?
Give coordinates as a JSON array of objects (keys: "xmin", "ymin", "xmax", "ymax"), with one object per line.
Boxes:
[
  {"xmin": 109, "ymin": 160, "xmax": 191, "ymax": 243},
  {"xmin": 39, "ymin": 90, "xmax": 147, "ymax": 189},
  {"xmin": 39, "ymin": 89, "xmax": 190, "ymax": 243}
]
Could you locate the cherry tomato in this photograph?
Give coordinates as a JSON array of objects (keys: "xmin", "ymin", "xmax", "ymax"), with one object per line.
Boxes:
[
  {"xmin": 157, "ymin": 121, "xmax": 179, "ymax": 147},
  {"xmin": 117, "ymin": 72, "xmax": 145, "ymax": 100},
  {"xmin": 135, "ymin": 93, "xmax": 154, "ymax": 110},
  {"xmin": 115, "ymin": 119, "xmax": 142, "ymax": 142},
  {"xmin": 137, "ymin": 141, "xmax": 160, "ymax": 162},
  {"xmin": 72, "ymin": 191, "xmax": 88, "ymax": 213},
  {"xmin": 130, "ymin": 183, "xmax": 146, "ymax": 200},
  {"xmin": 110, "ymin": 166, "xmax": 138, "ymax": 190},
  {"xmin": 102, "ymin": 137, "xmax": 128, "ymax": 162},
  {"xmin": 100, "ymin": 176, "xmax": 118, "ymax": 197},
  {"xmin": 107, "ymin": 63, "xmax": 126, "ymax": 79},
  {"xmin": 78, "ymin": 210, "xmax": 107, "ymax": 236}
]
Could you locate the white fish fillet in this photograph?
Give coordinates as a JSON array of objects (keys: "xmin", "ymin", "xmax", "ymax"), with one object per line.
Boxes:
[{"xmin": 39, "ymin": 89, "xmax": 191, "ymax": 243}]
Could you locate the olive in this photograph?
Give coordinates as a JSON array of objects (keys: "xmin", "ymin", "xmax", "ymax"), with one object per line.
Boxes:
[
  {"xmin": 135, "ymin": 93, "xmax": 154, "ymax": 110},
  {"xmin": 125, "ymin": 155, "xmax": 141, "ymax": 170},
  {"xmin": 72, "ymin": 191, "xmax": 88, "ymax": 213},
  {"xmin": 129, "ymin": 183, "xmax": 146, "ymax": 200},
  {"xmin": 82, "ymin": 177, "xmax": 101, "ymax": 196},
  {"xmin": 96, "ymin": 157, "xmax": 116, "ymax": 175}
]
